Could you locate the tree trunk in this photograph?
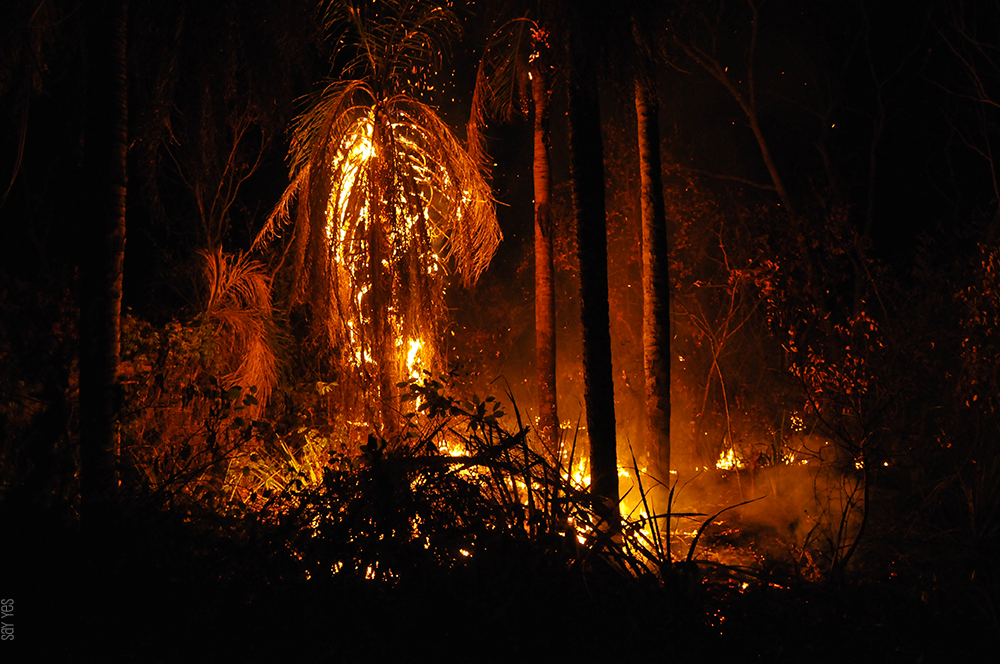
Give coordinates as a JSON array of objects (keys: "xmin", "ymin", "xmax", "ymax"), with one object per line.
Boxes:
[
  {"xmin": 633, "ymin": 45, "xmax": 671, "ymax": 484},
  {"xmin": 531, "ymin": 59, "xmax": 558, "ymax": 453},
  {"xmin": 79, "ymin": 0, "xmax": 128, "ymax": 528},
  {"xmin": 566, "ymin": 11, "xmax": 618, "ymax": 529}
]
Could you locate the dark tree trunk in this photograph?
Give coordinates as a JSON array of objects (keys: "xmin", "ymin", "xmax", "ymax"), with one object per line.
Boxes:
[
  {"xmin": 531, "ymin": 59, "xmax": 558, "ymax": 452},
  {"xmin": 566, "ymin": 9, "xmax": 617, "ymax": 528},
  {"xmin": 632, "ymin": 16, "xmax": 671, "ymax": 484},
  {"xmin": 79, "ymin": 0, "xmax": 128, "ymax": 528}
]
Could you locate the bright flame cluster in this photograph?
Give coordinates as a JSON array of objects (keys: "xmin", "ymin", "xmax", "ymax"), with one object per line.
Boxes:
[{"xmin": 716, "ymin": 447, "xmax": 743, "ymax": 471}]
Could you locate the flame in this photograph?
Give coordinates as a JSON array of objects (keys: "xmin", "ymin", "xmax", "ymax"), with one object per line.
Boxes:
[
  {"xmin": 717, "ymin": 447, "xmax": 743, "ymax": 471},
  {"xmin": 326, "ymin": 117, "xmax": 375, "ymax": 248},
  {"xmin": 562, "ymin": 457, "xmax": 590, "ymax": 490},
  {"xmin": 406, "ymin": 338, "xmax": 423, "ymax": 378}
]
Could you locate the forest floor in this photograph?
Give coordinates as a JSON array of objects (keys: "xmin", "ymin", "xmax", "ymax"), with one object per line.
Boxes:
[{"xmin": 2, "ymin": 493, "xmax": 995, "ymax": 664}]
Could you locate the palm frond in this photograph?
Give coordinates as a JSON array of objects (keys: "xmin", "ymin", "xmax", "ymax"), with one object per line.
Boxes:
[
  {"xmin": 204, "ymin": 249, "xmax": 273, "ymax": 316},
  {"xmin": 397, "ymin": 97, "xmax": 501, "ymax": 284},
  {"xmin": 483, "ymin": 18, "xmax": 535, "ymax": 122},
  {"xmin": 468, "ymin": 18, "xmax": 536, "ymax": 174},
  {"xmin": 289, "ymin": 79, "xmax": 373, "ymax": 178},
  {"xmin": 326, "ymin": 0, "xmax": 460, "ymax": 95},
  {"xmin": 251, "ymin": 165, "xmax": 309, "ymax": 252},
  {"xmin": 253, "ymin": 80, "xmax": 372, "ymax": 252},
  {"xmin": 201, "ymin": 249, "xmax": 278, "ymax": 409}
]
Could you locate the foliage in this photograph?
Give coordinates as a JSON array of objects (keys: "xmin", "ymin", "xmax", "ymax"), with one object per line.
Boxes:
[{"xmin": 0, "ymin": 279, "xmax": 78, "ymax": 509}]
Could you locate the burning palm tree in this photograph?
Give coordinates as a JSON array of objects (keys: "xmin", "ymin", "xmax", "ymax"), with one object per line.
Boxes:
[{"xmin": 256, "ymin": 0, "xmax": 501, "ymax": 433}]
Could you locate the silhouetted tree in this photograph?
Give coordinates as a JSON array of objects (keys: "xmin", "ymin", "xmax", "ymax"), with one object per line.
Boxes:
[
  {"xmin": 565, "ymin": 1, "xmax": 618, "ymax": 528},
  {"xmin": 78, "ymin": 0, "xmax": 129, "ymax": 527}
]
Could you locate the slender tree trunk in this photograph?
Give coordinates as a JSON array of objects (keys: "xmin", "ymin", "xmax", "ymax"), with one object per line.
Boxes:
[
  {"xmin": 633, "ymin": 38, "xmax": 671, "ymax": 483},
  {"xmin": 531, "ymin": 60, "xmax": 558, "ymax": 452},
  {"xmin": 566, "ymin": 11, "xmax": 617, "ymax": 528},
  {"xmin": 79, "ymin": 0, "xmax": 128, "ymax": 528}
]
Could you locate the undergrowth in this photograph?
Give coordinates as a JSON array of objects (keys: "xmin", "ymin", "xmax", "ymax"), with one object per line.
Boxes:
[{"xmin": 1, "ymin": 318, "xmax": 995, "ymax": 661}]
